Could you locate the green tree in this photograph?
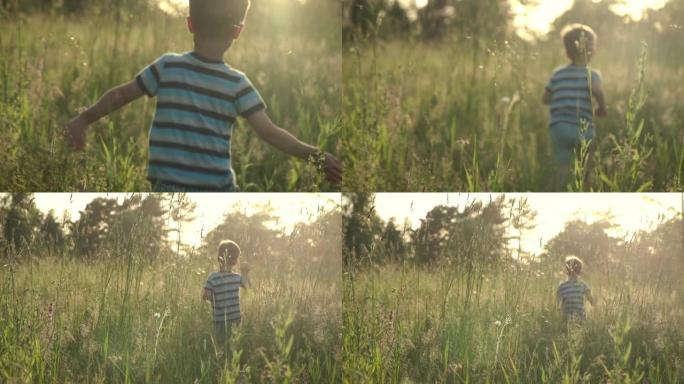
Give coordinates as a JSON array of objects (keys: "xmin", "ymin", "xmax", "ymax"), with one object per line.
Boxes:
[
  {"xmin": 69, "ymin": 197, "xmax": 120, "ymax": 260},
  {"xmin": 202, "ymin": 206, "xmax": 281, "ymax": 267},
  {"xmin": 342, "ymin": 193, "xmax": 383, "ymax": 266},
  {"xmin": 1, "ymin": 193, "xmax": 42, "ymax": 257},
  {"xmin": 545, "ymin": 218, "xmax": 622, "ymax": 274},
  {"xmin": 41, "ymin": 209, "xmax": 65, "ymax": 256},
  {"xmin": 411, "ymin": 197, "xmax": 508, "ymax": 267}
]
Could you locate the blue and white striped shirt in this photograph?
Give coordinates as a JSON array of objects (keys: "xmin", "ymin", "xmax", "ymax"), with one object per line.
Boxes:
[
  {"xmin": 546, "ymin": 65, "xmax": 602, "ymax": 130},
  {"xmin": 557, "ymin": 278, "xmax": 590, "ymax": 320},
  {"xmin": 136, "ymin": 52, "xmax": 266, "ymax": 191},
  {"xmin": 205, "ymin": 271, "xmax": 244, "ymax": 324}
]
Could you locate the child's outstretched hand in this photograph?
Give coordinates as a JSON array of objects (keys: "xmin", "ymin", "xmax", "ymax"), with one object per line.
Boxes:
[
  {"xmin": 65, "ymin": 116, "xmax": 88, "ymax": 151},
  {"xmin": 321, "ymin": 152, "xmax": 342, "ymax": 185},
  {"xmin": 595, "ymin": 106, "xmax": 607, "ymax": 117}
]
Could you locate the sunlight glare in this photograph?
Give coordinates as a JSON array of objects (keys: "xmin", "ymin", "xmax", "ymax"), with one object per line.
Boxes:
[
  {"xmin": 509, "ymin": 0, "xmax": 672, "ymax": 41},
  {"xmin": 155, "ymin": 0, "xmax": 187, "ymax": 16}
]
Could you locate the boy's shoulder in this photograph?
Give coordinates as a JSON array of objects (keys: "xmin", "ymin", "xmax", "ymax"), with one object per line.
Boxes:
[
  {"xmin": 208, "ymin": 270, "xmax": 241, "ymax": 279},
  {"xmin": 150, "ymin": 52, "xmax": 253, "ymax": 84}
]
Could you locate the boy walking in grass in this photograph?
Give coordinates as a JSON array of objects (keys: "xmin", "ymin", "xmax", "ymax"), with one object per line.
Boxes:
[
  {"xmin": 543, "ymin": 24, "xmax": 607, "ymax": 190},
  {"xmin": 66, "ymin": 0, "xmax": 342, "ymax": 191},
  {"xmin": 557, "ymin": 255, "xmax": 595, "ymax": 322},
  {"xmin": 203, "ymin": 240, "xmax": 248, "ymax": 344}
]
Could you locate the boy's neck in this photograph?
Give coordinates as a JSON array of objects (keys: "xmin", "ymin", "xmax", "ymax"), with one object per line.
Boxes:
[
  {"xmin": 193, "ymin": 39, "xmax": 232, "ymax": 63},
  {"xmin": 571, "ymin": 58, "xmax": 589, "ymax": 66}
]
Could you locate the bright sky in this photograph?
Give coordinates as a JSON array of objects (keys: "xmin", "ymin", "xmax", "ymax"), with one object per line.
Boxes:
[
  {"xmin": 373, "ymin": 193, "xmax": 683, "ymax": 256},
  {"xmin": 32, "ymin": 193, "xmax": 339, "ymax": 248},
  {"xmin": 393, "ymin": 0, "xmax": 670, "ymax": 40},
  {"xmin": 510, "ymin": 0, "xmax": 670, "ymax": 40}
]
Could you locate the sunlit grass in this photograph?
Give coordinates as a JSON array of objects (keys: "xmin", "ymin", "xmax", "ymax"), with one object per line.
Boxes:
[
  {"xmin": 344, "ymin": 261, "xmax": 684, "ymax": 382},
  {"xmin": 342, "ymin": 36, "xmax": 684, "ymax": 192},
  {"xmin": 0, "ymin": 7, "xmax": 340, "ymax": 191},
  {"xmin": 0, "ymin": 252, "xmax": 342, "ymax": 382}
]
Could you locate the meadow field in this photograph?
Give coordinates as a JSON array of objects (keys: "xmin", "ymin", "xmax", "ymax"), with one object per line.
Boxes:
[
  {"xmin": 0, "ymin": 194, "xmax": 343, "ymax": 383},
  {"xmin": 0, "ymin": 1, "xmax": 341, "ymax": 192},
  {"xmin": 342, "ymin": 5, "xmax": 684, "ymax": 192},
  {"xmin": 343, "ymin": 262, "xmax": 684, "ymax": 383},
  {"xmin": 1, "ymin": 256, "xmax": 341, "ymax": 383}
]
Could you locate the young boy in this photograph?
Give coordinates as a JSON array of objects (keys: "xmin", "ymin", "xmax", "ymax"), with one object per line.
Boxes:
[
  {"xmin": 66, "ymin": 0, "xmax": 342, "ymax": 191},
  {"xmin": 557, "ymin": 255, "xmax": 595, "ymax": 322},
  {"xmin": 543, "ymin": 24, "xmax": 607, "ymax": 190},
  {"xmin": 203, "ymin": 240, "xmax": 248, "ymax": 343}
]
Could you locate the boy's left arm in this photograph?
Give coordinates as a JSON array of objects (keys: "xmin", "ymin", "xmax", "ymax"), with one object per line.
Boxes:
[
  {"xmin": 586, "ymin": 287, "xmax": 596, "ymax": 306},
  {"xmin": 246, "ymin": 110, "xmax": 342, "ymax": 184},
  {"xmin": 592, "ymin": 81, "xmax": 607, "ymax": 117},
  {"xmin": 65, "ymin": 80, "xmax": 145, "ymax": 150}
]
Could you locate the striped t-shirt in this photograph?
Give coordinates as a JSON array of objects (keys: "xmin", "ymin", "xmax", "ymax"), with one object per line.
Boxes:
[
  {"xmin": 545, "ymin": 65, "xmax": 602, "ymax": 130},
  {"xmin": 205, "ymin": 271, "xmax": 244, "ymax": 324},
  {"xmin": 135, "ymin": 52, "xmax": 266, "ymax": 191},
  {"xmin": 557, "ymin": 278, "xmax": 590, "ymax": 320}
]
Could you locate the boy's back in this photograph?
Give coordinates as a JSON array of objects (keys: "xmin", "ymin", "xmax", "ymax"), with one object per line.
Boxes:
[
  {"xmin": 557, "ymin": 278, "xmax": 590, "ymax": 320},
  {"xmin": 205, "ymin": 270, "xmax": 244, "ymax": 324},
  {"xmin": 137, "ymin": 52, "xmax": 265, "ymax": 191},
  {"xmin": 546, "ymin": 65, "xmax": 602, "ymax": 132}
]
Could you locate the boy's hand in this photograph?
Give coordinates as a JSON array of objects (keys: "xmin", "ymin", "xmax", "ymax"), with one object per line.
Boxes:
[
  {"xmin": 65, "ymin": 116, "xmax": 88, "ymax": 151},
  {"xmin": 241, "ymin": 262, "xmax": 250, "ymax": 274},
  {"xmin": 312, "ymin": 152, "xmax": 342, "ymax": 185},
  {"xmin": 595, "ymin": 106, "xmax": 607, "ymax": 117}
]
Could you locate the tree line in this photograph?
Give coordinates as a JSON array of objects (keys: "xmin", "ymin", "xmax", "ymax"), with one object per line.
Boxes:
[
  {"xmin": 344, "ymin": 0, "xmax": 684, "ymax": 58},
  {"xmin": 0, "ymin": 193, "xmax": 341, "ymax": 274},
  {"xmin": 343, "ymin": 193, "xmax": 683, "ymax": 282}
]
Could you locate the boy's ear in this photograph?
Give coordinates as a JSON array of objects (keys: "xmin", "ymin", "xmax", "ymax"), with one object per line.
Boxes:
[
  {"xmin": 232, "ymin": 23, "xmax": 244, "ymax": 40},
  {"xmin": 187, "ymin": 17, "xmax": 195, "ymax": 34}
]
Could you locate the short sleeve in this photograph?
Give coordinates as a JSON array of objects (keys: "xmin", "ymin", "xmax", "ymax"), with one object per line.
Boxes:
[
  {"xmin": 204, "ymin": 275, "xmax": 214, "ymax": 291},
  {"xmin": 545, "ymin": 76, "xmax": 553, "ymax": 93},
  {"xmin": 235, "ymin": 76, "xmax": 266, "ymax": 118},
  {"xmin": 135, "ymin": 55, "xmax": 166, "ymax": 98},
  {"xmin": 590, "ymin": 69, "xmax": 602, "ymax": 86}
]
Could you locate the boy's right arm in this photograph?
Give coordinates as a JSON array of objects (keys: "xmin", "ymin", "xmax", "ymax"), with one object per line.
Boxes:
[
  {"xmin": 65, "ymin": 80, "xmax": 144, "ymax": 150},
  {"xmin": 202, "ymin": 288, "xmax": 213, "ymax": 301},
  {"xmin": 542, "ymin": 89, "xmax": 552, "ymax": 105}
]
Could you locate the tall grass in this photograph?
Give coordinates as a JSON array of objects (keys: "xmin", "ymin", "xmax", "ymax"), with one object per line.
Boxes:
[
  {"xmin": 344, "ymin": 261, "xmax": 684, "ymax": 383},
  {"xmin": 342, "ymin": 37, "xmax": 684, "ymax": 192},
  {"xmin": 0, "ymin": 235, "xmax": 341, "ymax": 382},
  {"xmin": 0, "ymin": 8, "xmax": 340, "ymax": 192}
]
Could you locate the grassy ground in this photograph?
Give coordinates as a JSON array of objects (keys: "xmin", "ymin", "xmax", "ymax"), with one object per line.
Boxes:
[
  {"xmin": 344, "ymin": 262, "xmax": 684, "ymax": 383},
  {"xmin": 0, "ymin": 254, "xmax": 342, "ymax": 383},
  {"xmin": 0, "ymin": 9, "xmax": 341, "ymax": 192},
  {"xmin": 342, "ymin": 38, "xmax": 684, "ymax": 192}
]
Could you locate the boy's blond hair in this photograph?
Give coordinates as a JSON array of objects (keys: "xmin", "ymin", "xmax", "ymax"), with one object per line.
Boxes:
[
  {"xmin": 561, "ymin": 24, "xmax": 597, "ymax": 61},
  {"xmin": 218, "ymin": 240, "xmax": 241, "ymax": 267},
  {"xmin": 190, "ymin": 0, "xmax": 251, "ymax": 39},
  {"xmin": 564, "ymin": 255, "xmax": 583, "ymax": 276}
]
